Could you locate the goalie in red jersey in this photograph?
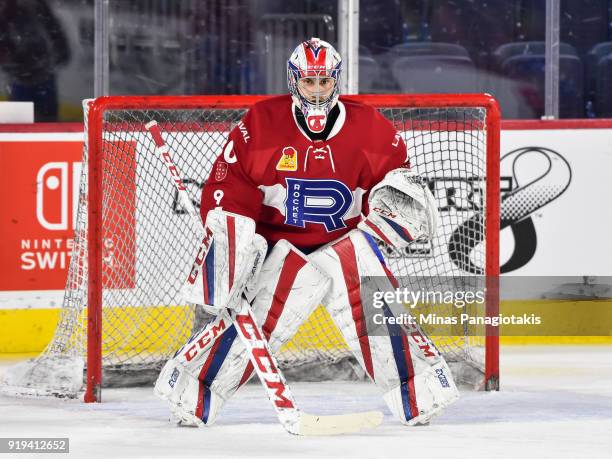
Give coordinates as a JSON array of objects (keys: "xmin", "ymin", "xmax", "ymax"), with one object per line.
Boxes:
[{"xmin": 154, "ymin": 38, "xmax": 458, "ymax": 427}]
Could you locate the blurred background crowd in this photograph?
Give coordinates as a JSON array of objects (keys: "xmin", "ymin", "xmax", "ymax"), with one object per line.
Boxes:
[{"xmin": 1, "ymin": 0, "xmax": 611, "ymax": 122}]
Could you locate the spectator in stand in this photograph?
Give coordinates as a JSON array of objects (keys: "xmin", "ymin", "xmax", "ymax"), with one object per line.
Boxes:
[{"xmin": 0, "ymin": 0, "xmax": 70, "ymax": 121}]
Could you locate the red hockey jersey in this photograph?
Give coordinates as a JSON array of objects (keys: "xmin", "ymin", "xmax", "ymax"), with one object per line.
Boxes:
[{"xmin": 200, "ymin": 94, "xmax": 408, "ymax": 250}]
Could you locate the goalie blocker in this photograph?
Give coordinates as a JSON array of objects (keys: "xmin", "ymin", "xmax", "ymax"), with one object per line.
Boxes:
[{"xmin": 156, "ymin": 206, "xmax": 458, "ymax": 427}]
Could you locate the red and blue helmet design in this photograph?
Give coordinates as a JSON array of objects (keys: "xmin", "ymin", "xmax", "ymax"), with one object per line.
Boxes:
[{"xmin": 287, "ymin": 37, "xmax": 342, "ymax": 133}]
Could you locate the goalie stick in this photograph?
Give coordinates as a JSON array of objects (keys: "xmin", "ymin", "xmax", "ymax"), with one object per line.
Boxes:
[{"xmin": 145, "ymin": 120, "xmax": 383, "ymax": 436}]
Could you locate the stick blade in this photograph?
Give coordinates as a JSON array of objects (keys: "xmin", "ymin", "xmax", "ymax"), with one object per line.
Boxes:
[{"xmin": 295, "ymin": 410, "xmax": 383, "ymax": 436}]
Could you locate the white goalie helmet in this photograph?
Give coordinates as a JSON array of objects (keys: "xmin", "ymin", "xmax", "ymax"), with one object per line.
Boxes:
[{"xmin": 287, "ymin": 37, "xmax": 342, "ymax": 133}]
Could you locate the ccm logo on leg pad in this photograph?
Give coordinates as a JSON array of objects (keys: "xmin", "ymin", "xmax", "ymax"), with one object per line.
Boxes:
[
  {"xmin": 435, "ymin": 368, "xmax": 450, "ymax": 388},
  {"xmin": 169, "ymin": 367, "xmax": 180, "ymax": 388}
]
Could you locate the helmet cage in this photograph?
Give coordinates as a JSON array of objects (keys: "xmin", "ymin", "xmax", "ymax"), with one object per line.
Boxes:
[
  {"xmin": 287, "ymin": 64, "xmax": 341, "ymax": 117},
  {"xmin": 287, "ymin": 39, "xmax": 342, "ymax": 128}
]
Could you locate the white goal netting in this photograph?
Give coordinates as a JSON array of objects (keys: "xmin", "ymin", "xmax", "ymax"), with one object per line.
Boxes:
[{"xmin": 1, "ymin": 95, "xmax": 499, "ymax": 398}]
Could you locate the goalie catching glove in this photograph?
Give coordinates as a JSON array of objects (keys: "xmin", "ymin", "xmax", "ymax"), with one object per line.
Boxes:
[
  {"xmin": 358, "ymin": 168, "xmax": 438, "ymax": 249},
  {"xmin": 181, "ymin": 208, "xmax": 267, "ymax": 315}
]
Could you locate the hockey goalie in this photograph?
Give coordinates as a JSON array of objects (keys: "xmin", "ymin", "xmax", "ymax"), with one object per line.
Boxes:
[{"xmin": 154, "ymin": 37, "xmax": 459, "ymax": 427}]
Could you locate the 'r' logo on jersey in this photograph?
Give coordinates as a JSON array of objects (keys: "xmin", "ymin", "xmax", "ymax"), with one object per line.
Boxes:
[{"xmin": 284, "ymin": 178, "xmax": 353, "ymax": 231}]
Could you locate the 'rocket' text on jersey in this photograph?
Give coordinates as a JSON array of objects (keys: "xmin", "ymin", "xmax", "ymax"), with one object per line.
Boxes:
[{"xmin": 200, "ymin": 95, "xmax": 409, "ymax": 250}]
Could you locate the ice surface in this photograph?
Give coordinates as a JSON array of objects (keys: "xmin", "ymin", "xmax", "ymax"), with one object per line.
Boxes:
[
  {"xmin": 1, "ymin": 346, "xmax": 611, "ymax": 459},
  {"xmin": 0, "ymin": 355, "xmax": 84, "ymax": 397}
]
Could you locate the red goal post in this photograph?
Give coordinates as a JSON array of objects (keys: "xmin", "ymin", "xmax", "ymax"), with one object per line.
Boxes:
[
  {"xmin": 0, "ymin": 94, "xmax": 499, "ymax": 402},
  {"xmin": 85, "ymin": 93, "xmax": 500, "ymax": 401}
]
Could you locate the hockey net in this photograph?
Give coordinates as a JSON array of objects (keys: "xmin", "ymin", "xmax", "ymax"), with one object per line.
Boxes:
[{"xmin": 1, "ymin": 94, "xmax": 500, "ymax": 400}]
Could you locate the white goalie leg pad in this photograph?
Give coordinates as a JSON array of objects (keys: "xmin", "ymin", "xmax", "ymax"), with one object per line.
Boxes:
[
  {"xmin": 232, "ymin": 239, "xmax": 331, "ymax": 386},
  {"xmin": 245, "ymin": 240, "xmax": 331, "ymax": 348},
  {"xmin": 383, "ymin": 359, "xmax": 458, "ymax": 426},
  {"xmin": 155, "ymin": 240, "xmax": 331, "ymax": 426},
  {"xmin": 311, "ymin": 229, "xmax": 458, "ymax": 425},
  {"xmin": 181, "ymin": 208, "xmax": 267, "ymax": 315},
  {"xmin": 358, "ymin": 167, "xmax": 439, "ymax": 249},
  {"xmin": 154, "ymin": 314, "xmax": 238, "ymax": 426}
]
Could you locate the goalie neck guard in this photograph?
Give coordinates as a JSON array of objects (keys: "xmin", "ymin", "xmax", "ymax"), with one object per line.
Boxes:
[{"xmin": 287, "ymin": 37, "xmax": 342, "ymax": 134}]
